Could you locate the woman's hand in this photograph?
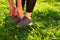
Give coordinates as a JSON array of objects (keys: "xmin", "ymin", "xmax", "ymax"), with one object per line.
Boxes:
[{"xmin": 10, "ymin": 7, "xmax": 17, "ymax": 16}]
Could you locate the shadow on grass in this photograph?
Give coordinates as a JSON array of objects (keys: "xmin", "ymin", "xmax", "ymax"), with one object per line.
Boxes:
[
  {"xmin": 0, "ymin": 9, "xmax": 60, "ymax": 40},
  {"xmin": 0, "ymin": 14, "xmax": 34, "ymax": 40}
]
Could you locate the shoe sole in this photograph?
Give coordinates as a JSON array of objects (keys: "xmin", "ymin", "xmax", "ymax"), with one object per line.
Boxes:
[
  {"xmin": 28, "ymin": 22, "xmax": 33, "ymax": 26},
  {"xmin": 17, "ymin": 22, "xmax": 33, "ymax": 28}
]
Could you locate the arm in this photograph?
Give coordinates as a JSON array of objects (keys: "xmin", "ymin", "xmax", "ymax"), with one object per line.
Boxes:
[
  {"xmin": 8, "ymin": 0, "xmax": 16, "ymax": 16},
  {"xmin": 17, "ymin": 0, "xmax": 23, "ymax": 19},
  {"xmin": 8, "ymin": 0, "xmax": 14, "ymax": 9}
]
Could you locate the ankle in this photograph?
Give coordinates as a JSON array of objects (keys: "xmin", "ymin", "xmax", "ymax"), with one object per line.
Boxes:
[
  {"xmin": 25, "ymin": 15, "xmax": 32, "ymax": 20},
  {"xmin": 25, "ymin": 12, "xmax": 32, "ymax": 19},
  {"xmin": 25, "ymin": 12, "xmax": 32, "ymax": 16}
]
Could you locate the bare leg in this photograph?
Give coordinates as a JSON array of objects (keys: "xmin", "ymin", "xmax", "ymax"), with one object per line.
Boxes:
[{"xmin": 8, "ymin": 0, "xmax": 17, "ymax": 16}]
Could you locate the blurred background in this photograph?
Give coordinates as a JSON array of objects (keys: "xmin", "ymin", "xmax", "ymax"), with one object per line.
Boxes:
[{"xmin": 0, "ymin": 0, "xmax": 60, "ymax": 40}]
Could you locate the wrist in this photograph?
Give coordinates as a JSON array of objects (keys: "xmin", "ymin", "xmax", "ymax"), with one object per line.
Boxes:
[{"xmin": 10, "ymin": 7, "xmax": 15, "ymax": 10}]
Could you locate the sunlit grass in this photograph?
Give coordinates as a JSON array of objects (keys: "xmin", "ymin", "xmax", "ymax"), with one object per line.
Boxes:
[{"xmin": 0, "ymin": 0, "xmax": 60, "ymax": 40}]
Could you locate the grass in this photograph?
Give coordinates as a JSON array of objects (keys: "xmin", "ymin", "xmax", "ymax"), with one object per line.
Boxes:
[{"xmin": 0, "ymin": 0, "xmax": 60, "ymax": 40}]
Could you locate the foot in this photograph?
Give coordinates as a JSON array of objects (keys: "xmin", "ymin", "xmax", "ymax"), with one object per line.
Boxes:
[
  {"xmin": 11, "ymin": 16, "xmax": 21, "ymax": 23},
  {"xmin": 17, "ymin": 16, "xmax": 32, "ymax": 27}
]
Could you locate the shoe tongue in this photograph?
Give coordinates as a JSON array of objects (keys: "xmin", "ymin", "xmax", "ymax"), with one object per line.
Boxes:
[{"xmin": 23, "ymin": 16, "xmax": 32, "ymax": 22}]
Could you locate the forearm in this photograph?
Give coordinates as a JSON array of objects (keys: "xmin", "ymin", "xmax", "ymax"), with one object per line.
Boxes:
[
  {"xmin": 8, "ymin": 0, "xmax": 14, "ymax": 9},
  {"xmin": 17, "ymin": 0, "xmax": 22, "ymax": 13},
  {"xmin": 17, "ymin": 0, "xmax": 22, "ymax": 8},
  {"xmin": 17, "ymin": 0, "xmax": 23, "ymax": 13},
  {"xmin": 17, "ymin": 0, "xmax": 23, "ymax": 19}
]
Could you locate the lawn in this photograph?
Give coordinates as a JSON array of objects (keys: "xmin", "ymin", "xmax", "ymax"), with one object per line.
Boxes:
[{"xmin": 0, "ymin": 0, "xmax": 60, "ymax": 40}]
